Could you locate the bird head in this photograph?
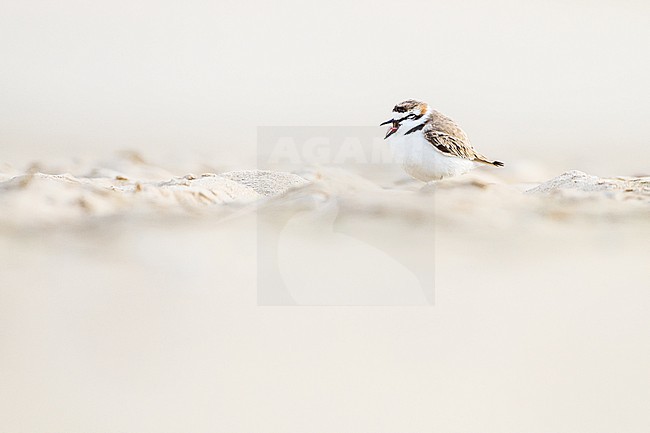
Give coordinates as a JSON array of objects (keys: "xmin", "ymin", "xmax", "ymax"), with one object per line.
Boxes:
[{"xmin": 380, "ymin": 100, "xmax": 430, "ymax": 139}]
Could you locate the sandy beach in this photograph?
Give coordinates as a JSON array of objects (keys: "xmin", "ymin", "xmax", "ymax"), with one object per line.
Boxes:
[
  {"xmin": 2, "ymin": 0, "xmax": 650, "ymax": 430},
  {"xmin": 1, "ymin": 153, "xmax": 649, "ymax": 431}
]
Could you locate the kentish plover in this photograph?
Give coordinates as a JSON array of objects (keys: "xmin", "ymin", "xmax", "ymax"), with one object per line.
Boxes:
[{"xmin": 381, "ymin": 99, "xmax": 503, "ymax": 181}]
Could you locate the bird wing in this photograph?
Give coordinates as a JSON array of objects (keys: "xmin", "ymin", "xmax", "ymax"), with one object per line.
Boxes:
[
  {"xmin": 422, "ymin": 123, "xmax": 480, "ymax": 161},
  {"xmin": 421, "ymin": 113, "xmax": 500, "ymax": 165}
]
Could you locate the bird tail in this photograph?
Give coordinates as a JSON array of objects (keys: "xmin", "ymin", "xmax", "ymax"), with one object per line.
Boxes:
[{"xmin": 476, "ymin": 156, "xmax": 504, "ymax": 167}]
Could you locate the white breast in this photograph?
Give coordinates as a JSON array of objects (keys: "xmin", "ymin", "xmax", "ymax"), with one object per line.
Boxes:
[{"xmin": 388, "ymin": 133, "xmax": 477, "ymax": 182}]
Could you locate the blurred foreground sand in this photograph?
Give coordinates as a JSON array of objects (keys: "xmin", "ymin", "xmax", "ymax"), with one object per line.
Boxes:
[{"xmin": 1, "ymin": 154, "xmax": 649, "ymax": 432}]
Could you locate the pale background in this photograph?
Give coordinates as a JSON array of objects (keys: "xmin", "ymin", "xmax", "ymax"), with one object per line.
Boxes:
[
  {"xmin": 1, "ymin": 0, "xmax": 649, "ymax": 175},
  {"xmin": 1, "ymin": 1, "xmax": 649, "ymax": 432}
]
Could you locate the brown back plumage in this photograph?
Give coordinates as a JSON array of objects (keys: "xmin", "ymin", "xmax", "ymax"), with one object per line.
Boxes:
[{"xmin": 423, "ymin": 110, "xmax": 503, "ymax": 166}]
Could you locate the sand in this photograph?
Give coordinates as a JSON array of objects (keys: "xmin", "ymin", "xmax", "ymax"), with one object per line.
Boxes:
[
  {"xmin": 1, "ymin": 154, "xmax": 649, "ymax": 432},
  {"xmin": 2, "ymin": 156, "xmax": 648, "ymax": 228}
]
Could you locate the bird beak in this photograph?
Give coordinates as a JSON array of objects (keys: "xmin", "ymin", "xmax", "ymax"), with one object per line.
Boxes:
[{"xmin": 381, "ymin": 119, "xmax": 400, "ymax": 139}]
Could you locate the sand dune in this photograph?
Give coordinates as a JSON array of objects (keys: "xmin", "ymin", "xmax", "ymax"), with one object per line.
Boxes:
[{"xmin": 1, "ymin": 156, "xmax": 648, "ymax": 228}]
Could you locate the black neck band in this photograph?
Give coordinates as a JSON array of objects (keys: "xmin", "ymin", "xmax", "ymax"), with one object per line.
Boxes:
[{"xmin": 404, "ymin": 122, "xmax": 426, "ymax": 135}]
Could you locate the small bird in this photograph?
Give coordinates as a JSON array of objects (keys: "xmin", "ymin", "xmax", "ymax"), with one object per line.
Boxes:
[{"xmin": 381, "ymin": 99, "xmax": 503, "ymax": 181}]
